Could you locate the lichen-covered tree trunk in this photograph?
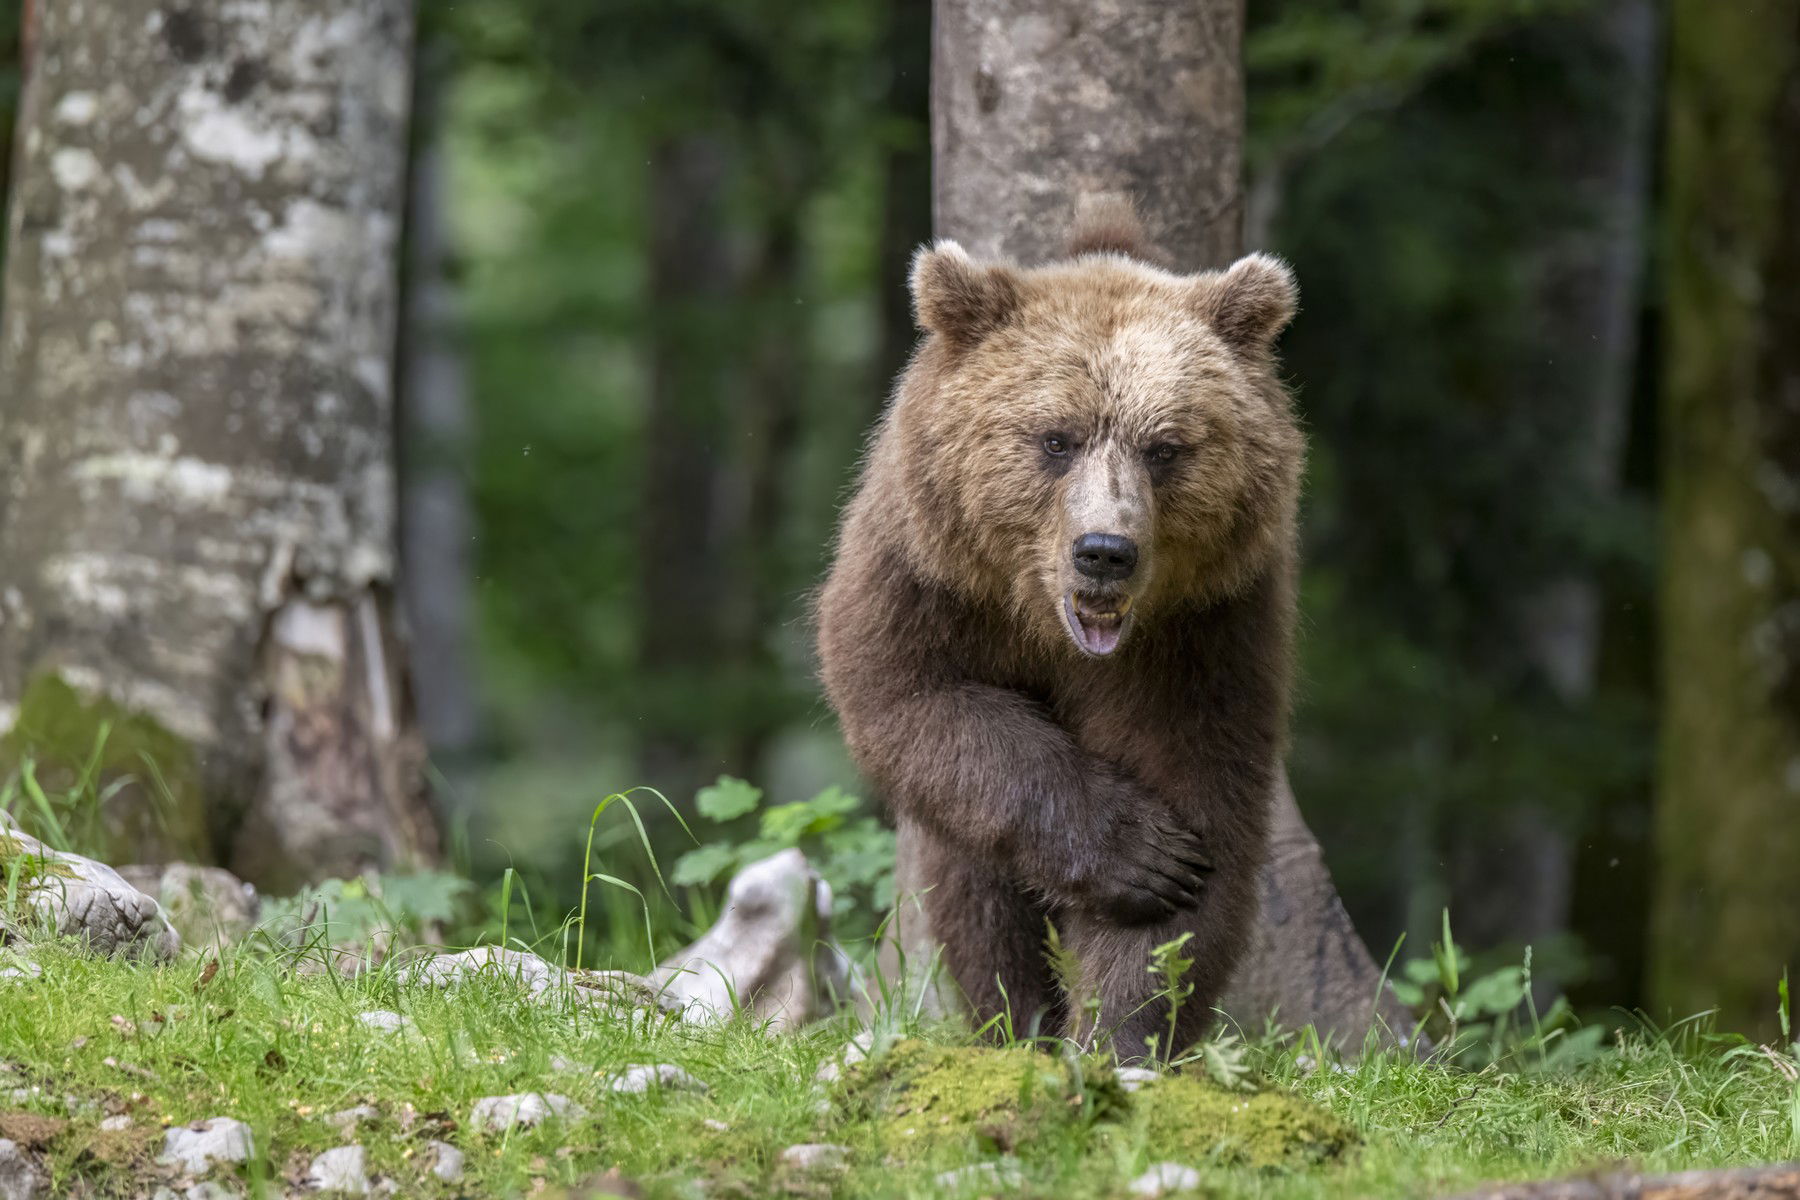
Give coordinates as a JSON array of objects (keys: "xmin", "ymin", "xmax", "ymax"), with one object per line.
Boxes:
[
  {"xmin": 0, "ymin": 0, "xmax": 438, "ymax": 890},
  {"xmin": 930, "ymin": 0, "xmax": 1409, "ymax": 1048},
  {"xmin": 1651, "ymin": 0, "xmax": 1800, "ymax": 1039}
]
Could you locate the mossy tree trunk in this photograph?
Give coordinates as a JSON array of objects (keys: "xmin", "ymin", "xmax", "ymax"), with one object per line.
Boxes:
[
  {"xmin": 1651, "ymin": 0, "xmax": 1800, "ymax": 1039},
  {"xmin": 929, "ymin": 0, "xmax": 1409, "ymax": 1048},
  {"xmin": 0, "ymin": 0, "xmax": 439, "ymax": 889}
]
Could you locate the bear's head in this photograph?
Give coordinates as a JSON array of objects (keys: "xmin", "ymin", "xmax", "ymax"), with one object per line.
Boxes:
[{"xmin": 892, "ymin": 210, "xmax": 1303, "ymax": 659}]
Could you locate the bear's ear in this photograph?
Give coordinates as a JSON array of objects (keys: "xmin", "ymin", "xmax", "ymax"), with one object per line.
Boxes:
[
  {"xmin": 1193, "ymin": 253, "xmax": 1298, "ymax": 354},
  {"xmin": 910, "ymin": 240, "xmax": 1021, "ymax": 348}
]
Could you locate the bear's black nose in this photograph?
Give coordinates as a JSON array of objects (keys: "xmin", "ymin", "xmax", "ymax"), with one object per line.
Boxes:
[{"xmin": 1072, "ymin": 533, "xmax": 1138, "ymax": 581}]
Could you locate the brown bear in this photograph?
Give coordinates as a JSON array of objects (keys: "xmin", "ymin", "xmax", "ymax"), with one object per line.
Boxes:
[{"xmin": 816, "ymin": 203, "xmax": 1302, "ymax": 1061}]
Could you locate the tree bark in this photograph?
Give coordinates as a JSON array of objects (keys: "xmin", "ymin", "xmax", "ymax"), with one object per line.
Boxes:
[
  {"xmin": 1651, "ymin": 0, "xmax": 1800, "ymax": 1039},
  {"xmin": 930, "ymin": 0, "xmax": 1410, "ymax": 1048},
  {"xmin": 0, "ymin": 0, "xmax": 437, "ymax": 890},
  {"xmin": 397, "ymin": 37, "xmax": 479, "ymax": 766}
]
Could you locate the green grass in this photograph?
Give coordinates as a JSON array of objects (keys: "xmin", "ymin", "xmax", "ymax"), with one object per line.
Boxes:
[{"xmin": 2, "ymin": 941, "xmax": 1797, "ymax": 1198}]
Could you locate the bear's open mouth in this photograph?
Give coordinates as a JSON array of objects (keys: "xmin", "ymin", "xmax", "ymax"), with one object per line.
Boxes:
[{"xmin": 1063, "ymin": 591, "xmax": 1134, "ymax": 657}]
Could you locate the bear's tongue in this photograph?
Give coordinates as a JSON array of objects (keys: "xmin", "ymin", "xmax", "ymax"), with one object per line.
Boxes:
[
  {"xmin": 1076, "ymin": 613, "xmax": 1124, "ymax": 655},
  {"xmin": 1065, "ymin": 595, "xmax": 1127, "ymax": 656}
]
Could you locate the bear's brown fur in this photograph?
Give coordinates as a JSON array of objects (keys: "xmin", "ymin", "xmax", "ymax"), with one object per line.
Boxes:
[{"xmin": 816, "ymin": 204, "xmax": 1303, "ymax": 1060}]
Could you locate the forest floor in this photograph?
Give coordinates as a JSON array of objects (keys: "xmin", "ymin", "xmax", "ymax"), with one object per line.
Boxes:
[{"xmin": 2, "ymin": 943, "xmax": 1798, "ymax": 1199}]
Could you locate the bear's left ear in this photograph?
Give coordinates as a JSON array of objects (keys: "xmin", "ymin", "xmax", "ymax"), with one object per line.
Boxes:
[
  {"xmin": 911, "ymin": 240, "xmax": 1022, "ymax": 348},
  {"xmin": 1193, "ymin": 253, "xmax": 1298, "ymax": 354}
]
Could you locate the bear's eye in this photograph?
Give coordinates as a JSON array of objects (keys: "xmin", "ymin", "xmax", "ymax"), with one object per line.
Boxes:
[
  {"xmin": 1147, "ymin": 443, "xmax": 1180, "ymax": 465},
  {"xmin": 1042, "ymin": 433, "xmax": 1071, "ymax": 457}
]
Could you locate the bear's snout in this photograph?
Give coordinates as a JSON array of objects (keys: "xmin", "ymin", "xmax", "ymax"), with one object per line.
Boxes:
[{"xmin": 1071, "ymin": 532, "xmax": 1138, "ymax": 582}]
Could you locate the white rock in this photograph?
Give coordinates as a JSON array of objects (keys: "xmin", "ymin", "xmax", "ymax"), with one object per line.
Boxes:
[
  {"xmin": 934, "ymin": 1159, "xmax": 1023, "ymax": 1191},
  {"xmin": 1116, "ymin": 1066, "xmax": 1160, "ymax": 1093},
  {"xmin": 467, "ymin": 1093, "xmax": 586, "ymax": 1133},
  {"xmin": 424, "ymin": 1140, "xmax": 463, "ymax": 1183},
  {"xmin": 160, "ymin": 1117, "xmax": 255, "ymax": 1174},
  {"xmin": 307, "ymin": 1144, "xmax": 369, "ymax": 1195},
  {"xmin": 0, "ymin": 956, "xmax": 40, "ymax": 983},
  {"xmin": 402, "ymin": 946, "xmax": 675, "ymax": 1014},
  {"xmin": 0, "ymin": 813, "xmax": 178, "ymax": 960},
  {"xmin": 652, "ymin": 850, "xmax": 853, "ymax": 1031},
  {"xmin": 606, "ymin": 1063, "xmax": 707, "ymax": 1095},
  {"xmin": 115, "ymin": 863, "xmax": 259, "ymax": 952},
  {"xmin": 99, "ymin": 1115, "xmax": 133, "ymax": 1132},
  {"xmin": 356, "ymin": 1011, "xmax": 411, "ymax": 1034},
  {"xmin": 702, "ymin": 1119, "xmax": 731, "ymax": 1133},
  {"xmin": 815, "ymin": 1029, "xmax": 875, "ymax": 1083},
  {"xmin": 548, "ymin": 1053, "xmax": 581, "ymax": 1073},
  {"xmin": 324, "ymin": 1104, "xmax": 379, "ymax": 1131},
  {"xmin": 0, "ymin": 1137, "xmax": 39, "ymax": 1200},
  {"xmin": 1129, "ymin": 1162, "xmax": 1202, "ymax": 1197},
  {"xmin": 779, "ymin": 1143, "xmax": 848, "ymax": 1171}
]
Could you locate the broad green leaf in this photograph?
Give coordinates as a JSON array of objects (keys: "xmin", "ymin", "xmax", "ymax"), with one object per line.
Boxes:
[{"xmin": 696, "ymin": 776, "xmax": 763, "ymax": 823}]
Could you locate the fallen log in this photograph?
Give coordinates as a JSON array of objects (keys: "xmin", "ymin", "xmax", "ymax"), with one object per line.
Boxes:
[{"xmin": 1446, "ymin": 1162, "xmax": 1800, "ymax": 1199}]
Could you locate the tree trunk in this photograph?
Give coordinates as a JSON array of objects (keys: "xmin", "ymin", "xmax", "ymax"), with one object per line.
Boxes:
[
  {"xmin": 1454, "ymin": 0, "xmax": 1660, "ymax": 993},
  {"xmin": 637, "ymin": 135, "xmax": 739, "ymax": 799},
  {"xmin": 1, "ymin": 0, "xmax": 29, "ymax": 273},
  {"xmin": 397, "ymin": 37, "xmax": 479, "ymax": 767},
  {"xmin": 0, "ymin": 0, "xmax": 437, "ymax": 891},
  {"xmin": 931, "ymin": 0, "xmax": 1410, "ymax": 1048},
  {"xmin": 873, "ymin": 0, "xmax": 933, "ymax": 421},
  {"xmin": 1652, "ymin": 0, "xmax": 1800, "ymax": 1039}
]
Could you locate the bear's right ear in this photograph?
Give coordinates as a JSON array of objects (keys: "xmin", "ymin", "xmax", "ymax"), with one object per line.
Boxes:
[{"xmin": 910, "ymin": 241, "xmax": 1021, "ymax": 348}]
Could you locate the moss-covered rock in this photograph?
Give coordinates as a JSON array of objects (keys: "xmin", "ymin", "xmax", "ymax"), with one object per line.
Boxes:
[
  {"xmin": 837, "ymin": 1040, "xmax": 1110, "ymax": 1159},
  {"xmin": 836, "ymin": 1040, "xmax": 1354, "ymax": 1171},
  {"xmin": 1113, "ymin": 1073, "xmax": 1355, "ymax": 1169}
]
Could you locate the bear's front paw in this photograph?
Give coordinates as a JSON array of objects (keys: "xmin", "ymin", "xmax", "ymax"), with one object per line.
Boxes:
[{"xmin": 1070, "ymin": 817, "xmax": 1212, "ymax": 926}]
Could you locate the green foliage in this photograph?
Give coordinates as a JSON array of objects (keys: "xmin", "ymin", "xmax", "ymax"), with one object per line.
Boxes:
[
  {"xmin": 257, "ymin": 871, "xmax": 475, "ymax": 954},
  {"xmin": 1387, "ymin": 911, "xmax": 1606, "ymax": 1069},
  {"xmin": 1144, "ymin": 931, "xmax": 1198, "ymax": 1064},
  {"xmin": 671, "ymin": 775, "xmax": 895, "ymax": 934}
]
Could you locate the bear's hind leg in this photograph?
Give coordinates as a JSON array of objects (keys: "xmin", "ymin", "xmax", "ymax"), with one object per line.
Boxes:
[
  {"xmin": 894, "ymin": 821, "xmax": 1064, "ymax": 1041},
  {"xmin": 1061, "ymin": 889, "xmax": 1252, "ymax": 1063}
]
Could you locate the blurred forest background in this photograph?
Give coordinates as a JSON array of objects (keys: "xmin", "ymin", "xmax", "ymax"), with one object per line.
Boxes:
[{"xmin": 2, "ymin": 0, "xmax": 1795, "ymax": 1037}]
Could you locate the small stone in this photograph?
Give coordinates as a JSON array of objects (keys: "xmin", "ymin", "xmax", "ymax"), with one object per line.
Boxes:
[
  {"xmin": 548, "ymin": 1053, "xmax": 581, "ymax": 1073},
  {"xmin": 159, "ymin": 1117, "xmax": 255, "ymax": 1174},
  {"xmin": 1129, "ymin": 1162, "xmax": 1202, "ymax": 1197},
  {"xmin": 468, "ymin": 1093, "xmax": 586, "ymax": 1133},
  {"xmin": 424, "ymin": 1140, "xmax": 463, "ymax": 1184},
  {"xmin": 356, "ymin": 1011, "xmax": 411, "ymax": 1034},
  {"xmin": 0, "ymin": 1137, "xmax": 39, "ymax": 1200},
  {"xmin": 606, "ymin": 1063, "xmax": 706, "ymax": 1095},
  {"xmin": 324, "ymin": 1105, "xmax": 379, "ymax": 1132},
  {"xmin": 307, "ymin": 1145, "xmax": 369, "ymax": 1195},
  {"xmin": 184, "ymin": 1184, "xmax": 241, "ymax": 1200},
  {"xmin": 99, "ymin": 1115, "xmax": 133, "ymax": 1132},
  {"xmin": 934, "ymin": 1159, "xmax": 1023, "ymax": 1191},
  {"xmin": 702, "ymin": 1118, "xmax": 731, "ymax": 1133},
  {"xmin": 779, "ymin": 1143, "xmax": 848, "ymax": 1171},
  {"xmin": 1116, "ymin": 1066, "xmax": 1160, "ymax": 1093}
]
